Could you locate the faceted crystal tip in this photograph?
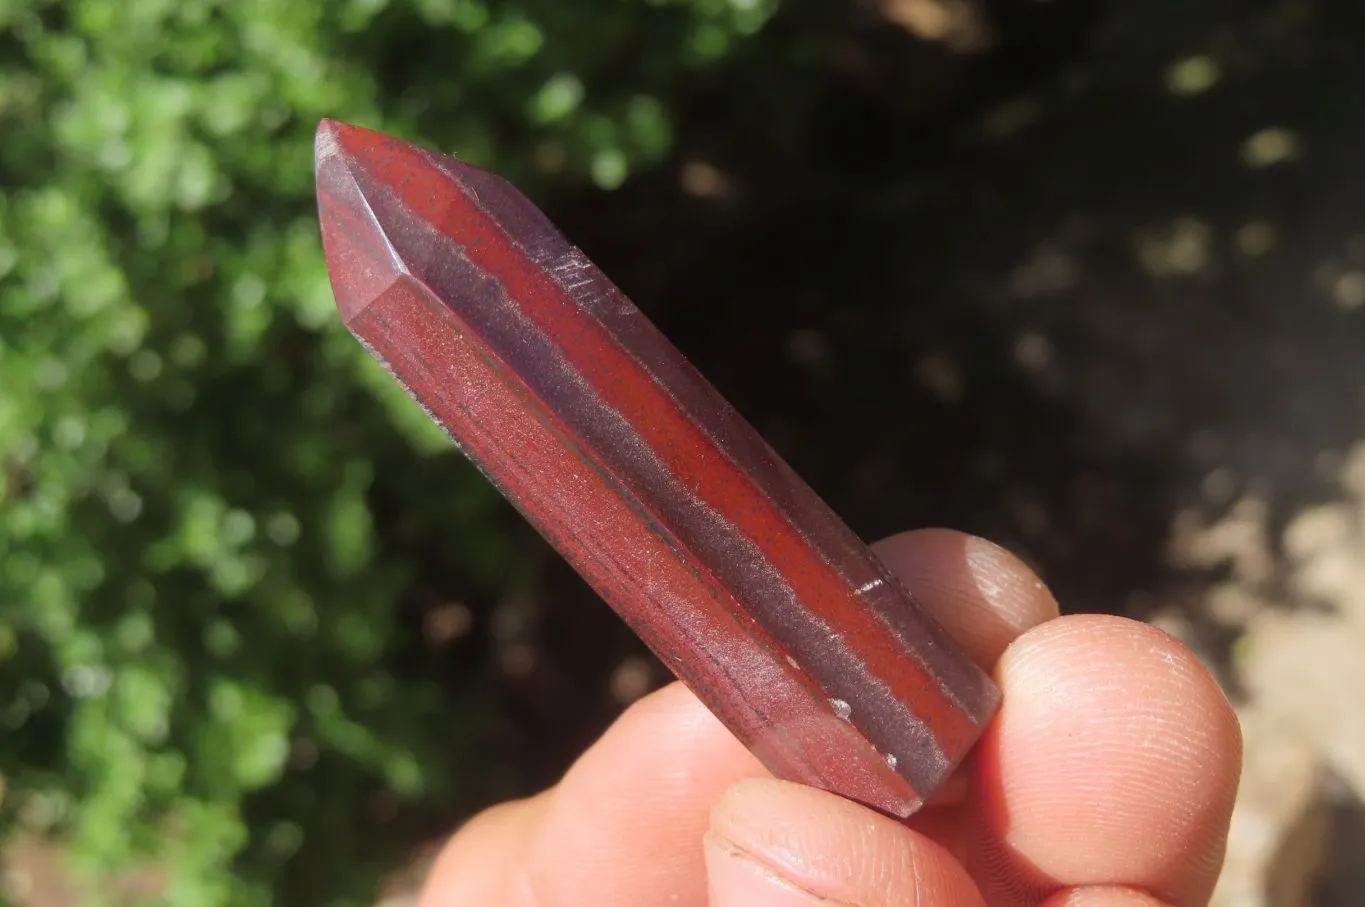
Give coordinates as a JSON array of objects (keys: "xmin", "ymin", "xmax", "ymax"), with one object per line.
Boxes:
[
  {"xmin": 314, "ymin": 118, "xmax": 562, "ymax": 328},
  {"xmin": 314, "ymin": 117, "xmax": 494, "ymax": 194},
  {"xmin": 314, "ymin": 117, "xmax": 346, "ymax": 169},
  {"xmin": 314, "ymin": 117, "xmax": 398, "ymax": 171},
  {"xmin": 314, "ymin": 118, "xmax": 413, "ymax": 326}
]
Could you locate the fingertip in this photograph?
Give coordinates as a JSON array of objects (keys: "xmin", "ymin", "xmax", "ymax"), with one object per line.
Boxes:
[
  {"xmin": 873, "ymin": 529, "xmax": 1060, "ymax": 668},
  {"xmin": 1039, "ymin": 886, "xmax": 1172, "ymax": 907},
  {"xmin": 710, "ymin": 778, "xmax": 986, "ymax": 907},
  {"xmin": 970, "ymin": 615, "xmax": 1242, "ymax": 906},
  {"xmin": 703, "ymin": 833, "xmax": 844, "ymax": 907}
]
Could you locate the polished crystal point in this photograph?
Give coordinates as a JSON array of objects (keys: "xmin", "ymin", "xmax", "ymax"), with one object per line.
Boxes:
[{"xmin": 315, "ymin": 118, "xmax": 1001, "ymax": 817}]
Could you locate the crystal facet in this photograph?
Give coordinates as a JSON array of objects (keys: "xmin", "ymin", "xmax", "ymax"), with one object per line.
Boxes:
[{"xmin": 315, "ymin": 119, "xmax": 1001, "ymax": 817}]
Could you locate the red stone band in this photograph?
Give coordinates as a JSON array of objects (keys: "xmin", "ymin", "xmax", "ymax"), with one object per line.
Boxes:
[{"xmin": 315, "ymin": 119, "xmax": 1001, "ymax": 816}]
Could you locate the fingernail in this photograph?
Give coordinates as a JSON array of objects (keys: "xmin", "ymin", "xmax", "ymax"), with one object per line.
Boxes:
[{"xmin": 703, "ymin": 834, "xmax": 848, "ymax": 907}]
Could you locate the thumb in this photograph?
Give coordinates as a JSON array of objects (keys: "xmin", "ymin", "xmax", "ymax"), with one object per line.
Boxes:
[{"xmin": 703, "ymin": 779, "xmax": 985, "ymax": 907}]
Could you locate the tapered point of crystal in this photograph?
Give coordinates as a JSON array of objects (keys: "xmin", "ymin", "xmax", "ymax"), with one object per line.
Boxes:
[{"xmin": 314, "ymin": 119, "xmax": 405, "ymax": 326}]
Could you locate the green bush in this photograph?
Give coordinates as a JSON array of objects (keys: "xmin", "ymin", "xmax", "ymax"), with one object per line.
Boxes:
[{"xmin": 0, "ymin": 0, "xmax": 775, "ymax": 903}]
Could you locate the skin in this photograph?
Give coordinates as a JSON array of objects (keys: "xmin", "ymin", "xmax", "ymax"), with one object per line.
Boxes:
[{"xmin": 418, "ymin": 529, "xmax": 1243, "ymax": 907}]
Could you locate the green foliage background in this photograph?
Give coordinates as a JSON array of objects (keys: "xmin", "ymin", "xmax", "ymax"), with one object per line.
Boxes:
[{"xmin": 0, "ymin": 0, "xmax": 776, "ymax": 903}]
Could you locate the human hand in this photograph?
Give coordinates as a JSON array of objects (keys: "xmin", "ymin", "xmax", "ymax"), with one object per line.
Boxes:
[{"xmin": 418, "ymin": 529, "xmax": 1242, "ymax": 907}]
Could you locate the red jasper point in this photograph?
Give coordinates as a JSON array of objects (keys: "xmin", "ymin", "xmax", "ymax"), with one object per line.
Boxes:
[{"xmin": 314, "ymin": 118, "xmax": 1001, "ymax": 817}]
